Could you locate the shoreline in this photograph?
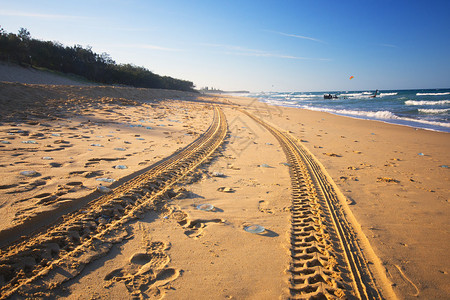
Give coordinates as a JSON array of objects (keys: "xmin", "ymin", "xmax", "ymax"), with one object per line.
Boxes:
[
  {"xmin": 237, "ymin": 90, "xmax": 450, "ymax": 133},
  {"xmin": 258, "ymin": 101, "xmax": 450, "ymax": 133}
]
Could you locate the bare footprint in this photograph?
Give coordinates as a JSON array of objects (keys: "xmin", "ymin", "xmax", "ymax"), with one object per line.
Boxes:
[
  {"xmin": 104, "ymin": 241, "xmax": 179, "ymax": 298},
  {"xmin": 171, "ymin": 209, "xmax": 223, "ymax": 239},
  {"xmin": 258, "ymin": 200, "xmax": 273, "ymax": 214}
]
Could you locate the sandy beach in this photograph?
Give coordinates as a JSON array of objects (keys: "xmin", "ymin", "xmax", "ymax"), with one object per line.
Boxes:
[{"xmin": 0, "ymin": 69, "xmax": 449, "ymax": 299}]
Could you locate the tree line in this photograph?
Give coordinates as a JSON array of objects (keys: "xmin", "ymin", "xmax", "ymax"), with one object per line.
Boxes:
[{"xmin": 0, "ymin": 27, "xmax": 195, "ymax": 92}]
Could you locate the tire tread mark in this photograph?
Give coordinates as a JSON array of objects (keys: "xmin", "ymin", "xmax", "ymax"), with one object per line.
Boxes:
[
  {"xmin": 0, "ymin": 105, "xmax": 227, "ymax": 299},
  {"xmin": 239, "ymin": 108, "xmax": 382, "ymax": 300}
]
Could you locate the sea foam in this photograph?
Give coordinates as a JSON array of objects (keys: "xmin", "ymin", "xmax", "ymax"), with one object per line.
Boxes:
[
  {"xmin": 301, "ymin": 106, "xmax": 450, "ymax": 129},
  {"xmin": 405, "ymin": 100, "xmax": 450, "ymax": 106},
  {"xmin": 300, "ymin": 106, "xmax": 398, "ymax": 119},
  {"xmin": 416, "ymin": 92, "xmax": 450, "ymax": 96},
  {"xmin": 418, "ymin": 108, "xmax": 450, "ymax": 114},
  {"xmin": 379, "ymin": 92, "xmax": 398, "ymax": 97}
]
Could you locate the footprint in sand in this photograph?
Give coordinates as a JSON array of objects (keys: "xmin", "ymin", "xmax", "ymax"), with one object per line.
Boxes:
[
  {"xmin": 171, "ymin": 209, "xmax": 224, "ymax": 239},
  {"xmin": 323, "ymin": 152, "xmax": 341, "ymax": 157},
  {"xmin": 258, "ymin": 200, "xmax": 273, "ymax": 214},
  {"xmin": 104, "ymin": 241, "xmax": 180, "ymax": 299},
  {"xmin": 7, "ymin": 178, "xmax": 47, "ymax": 194},
  {"xmin": 377, "ymin": 177, "xmax": 400, "ymax": 183}
]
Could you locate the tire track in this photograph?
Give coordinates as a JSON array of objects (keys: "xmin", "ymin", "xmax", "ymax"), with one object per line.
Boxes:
[
  {"xmin": 239, "ymin": 108, "xmax": 384, "ymax": 299},
  {"xmin": 0, "ymin": 105, "xmax": 227, "ymax": 299}
]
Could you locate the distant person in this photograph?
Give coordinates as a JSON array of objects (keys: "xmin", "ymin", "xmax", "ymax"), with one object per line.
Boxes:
[{"xmin": 371, "ymin": 89, "xmax": 379, "ymax": 98}]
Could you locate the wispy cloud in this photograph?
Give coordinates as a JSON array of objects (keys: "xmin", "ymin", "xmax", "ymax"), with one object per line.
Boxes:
[
  {"xmin": 112, "ymin": 44, "xmax": 183, "ymax": 52},
  {"xmin": 267, "ymin": 30, "xmax": 326, "ymax": 44},
  {"xmin": 202, "ymin": 43, "xmax": 329, "ymax": 61},
  {"xmin": 0, "ymin": 10, "xmax": 88, "ymax": 20}
]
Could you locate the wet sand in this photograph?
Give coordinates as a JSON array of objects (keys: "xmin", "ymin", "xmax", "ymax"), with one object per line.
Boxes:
[{"xmin": 0, "ymin": 78, "xmax": 448, "ymax": 299}]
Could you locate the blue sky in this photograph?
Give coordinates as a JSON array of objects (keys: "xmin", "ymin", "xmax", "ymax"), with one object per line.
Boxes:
[{"xmin": 1, "ymin": 0, "xmax": 449, "ymax": 92}]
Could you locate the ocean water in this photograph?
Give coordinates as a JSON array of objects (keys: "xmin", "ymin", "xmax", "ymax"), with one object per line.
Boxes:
[{"xmin": 240, "ymin": 89, "xmax": 450, "ymax": 133}]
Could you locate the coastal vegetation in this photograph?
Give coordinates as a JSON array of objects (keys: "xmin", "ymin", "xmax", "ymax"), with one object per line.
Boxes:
[{"xmin": 0, "ymin": 27, "xmax": 195, "ymax": 91}]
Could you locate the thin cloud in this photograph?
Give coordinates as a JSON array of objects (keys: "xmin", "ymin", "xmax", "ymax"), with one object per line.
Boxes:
[
  {"xmin": 113, "ymin": 44, "xmax": 183, "ymax": 52},
  {"xmin": 202, "ymin": 43, "xmax": 329, "ymax": 61},
  {"xmin": 201, "ymin": 43, "xmax": 266, "ymax": 54},
  {"xmin": 267, "ymin": 30, "xmax": 326, "ymax": 44},
  {"xmin": 0, "ymin": 10, "xmax": 88, "ymax": 20}
]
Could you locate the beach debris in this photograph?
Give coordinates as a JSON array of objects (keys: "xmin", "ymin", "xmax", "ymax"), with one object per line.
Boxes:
[
  {"xmin": 136, "ymin": 138, "xmax": 145, "ymax": 140},
  {"xmin": 280, "ymin": 162, "xmax": 291, "ymax": 167},
  {"xmin": 196, "ymin": 204, "xmax": 214, "ymax": 211},
  {"xmin": 418, "ymin": 153, "xmax": 424, "ymax": 156},
  {"xmin": 51, "ymin": 133, "xmax": 61, "ymax": 137},
  {"xmin": 114, "ymin": 165, "xmax": 128, "ymax": 169},
  {"xmin": 349, "ymin": 76, "xmax": 354, "ymax": 79},
  {"xmin": 22, "ymin": 140, "xmax": 37, "ymax": 144},
  {"xmin": 259, "ymin": 163, "xmax": 272, "ymax": 168},
  {"xmin": 217, "ymin": 187, "xmax": 234, "ymax": 193},
  {"xmin": 96, "ymin": 178, "xmax": 115, "ymax": 183},
  {"xmin": 377, "ymin": 177, "xmax": 400, "ymax": 183},
  {"xmin": 244, "ymin": 225, "xmax": 265, "ymax": 234},
  {"xmin": 97, "ymin": 185, "xmax": 112, "ymax": 193},
  {"xmin": 212, "ymin": 171, "xmax": 225, "ymax": 177},
  {"xmin": 20, "ymin": 170, "xmax": 38, "ymax": 176},
  {"xmin": 90, "ymin": 143, "xmax": 103, "ymax": 147},
  {"xmin": 1, "ymin": 140, "xmax": 11, "ymax": 144},
  {"xmin": 440, "ymin": 165, "xmax": 449, "ymax": 168},
  {"xmin": 114, "ymin": 147, "xmax": 127, "ymax": 151}
]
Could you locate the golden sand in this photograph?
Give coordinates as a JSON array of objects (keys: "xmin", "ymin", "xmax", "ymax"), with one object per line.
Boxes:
[{"xmin": 0, "ymin": 79, "xmax": 448, "ymax": 299}]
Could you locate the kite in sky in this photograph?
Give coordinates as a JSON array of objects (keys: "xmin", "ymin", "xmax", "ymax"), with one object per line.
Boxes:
[{"xmin": 349, "ymin": 76, "xmax": 354, "ymax": 79}]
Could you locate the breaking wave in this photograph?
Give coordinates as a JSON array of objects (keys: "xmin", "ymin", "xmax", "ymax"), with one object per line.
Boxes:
[
  {"xmin": 405, "ymin": 100, "xmax": 450, "ymax": 106},
  {"xmin": 379, "ymin": 92, "xmax": 398, "ymax": 97},
  {"xmin": 298, "ymin": 106, "xmax": 450, "ymax": 129},
  {"xmin": 418, "ymin": 108, "xmax": 450, "ymax": 114},
  {"xmin": 300, "ymin": 107, "xmax": 398, "ymax": 119},
  {"xmin": 416, "ymin": 92, "xmax": 450, "ymax": 96}
]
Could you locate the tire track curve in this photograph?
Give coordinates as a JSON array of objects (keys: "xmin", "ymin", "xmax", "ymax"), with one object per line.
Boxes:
[
  {"xmin": 0, "ymin": 105, "xmax": 227, "ymax": 299},
  {"xmin": 239, "ymin": 108, "xmax": 384, "ymax": 299}
]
